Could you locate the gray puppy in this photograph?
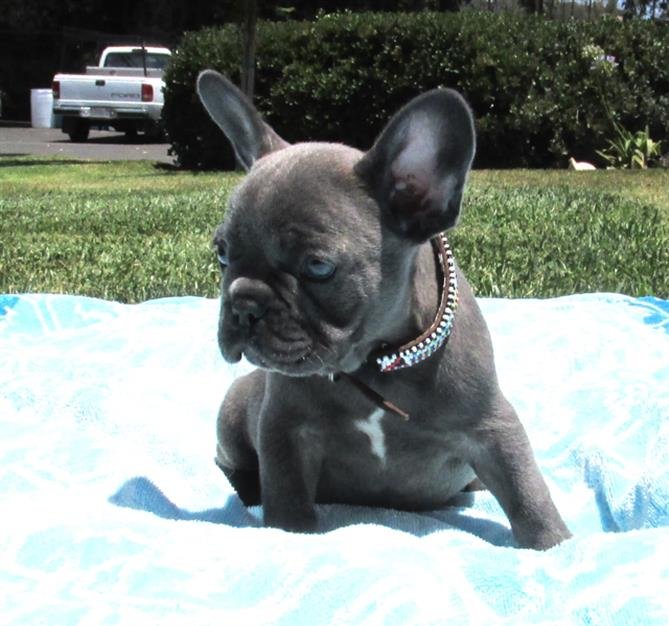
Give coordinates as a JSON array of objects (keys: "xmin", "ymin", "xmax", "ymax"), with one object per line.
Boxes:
[{"xmin": 197, "ymin": 70, "xmax": 571, "ymax": 550}]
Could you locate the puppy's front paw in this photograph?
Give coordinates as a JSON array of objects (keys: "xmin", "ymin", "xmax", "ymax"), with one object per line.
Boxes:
[
  {"xmin": 264, "ymin": 507, "xmax": 318, "ymax": 534},
  {"xmin": 517, "ymin": 524, "xmax": 572, "ymax": 551}
]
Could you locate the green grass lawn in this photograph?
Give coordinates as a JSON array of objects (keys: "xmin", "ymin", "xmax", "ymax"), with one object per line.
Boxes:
[{"xmin": 1, "ymin": 156, "xmax": 667, "ymax": 302}]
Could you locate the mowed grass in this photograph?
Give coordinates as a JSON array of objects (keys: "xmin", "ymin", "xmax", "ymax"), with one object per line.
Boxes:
[
  {"xmin": 453, "ymin": 170, "xmax": 669, "ymax": 297},
  {"xmin": 1, "ymin": 156, "xmax": 667, "ymax": 302},
  {"xmin": 0, "ymin": 158, "xmax": 230, "ymax": 301}
]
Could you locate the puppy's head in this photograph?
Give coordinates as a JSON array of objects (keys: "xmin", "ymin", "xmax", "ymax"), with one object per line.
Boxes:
[{"xmin": 197, "ymin": 70, "xmax": 475, "ymax": 376}]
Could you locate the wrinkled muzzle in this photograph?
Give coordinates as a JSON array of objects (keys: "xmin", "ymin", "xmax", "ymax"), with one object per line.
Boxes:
[{"xmin": 217, "ymin": 277, "xmax": 320, "ymax": 376}]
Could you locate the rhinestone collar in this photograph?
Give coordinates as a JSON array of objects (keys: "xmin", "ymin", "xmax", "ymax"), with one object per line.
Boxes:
[{"xmin": 374, "ymin": 233, "xmax": 458, "ymax": 373}]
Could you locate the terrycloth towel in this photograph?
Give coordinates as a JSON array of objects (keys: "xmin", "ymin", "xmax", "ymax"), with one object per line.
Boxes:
[{"xmin": 0, "ymin": 293, "xmax": 667, "ymax": 625}]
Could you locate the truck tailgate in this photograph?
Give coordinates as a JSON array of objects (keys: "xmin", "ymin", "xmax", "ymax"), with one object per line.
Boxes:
[{"xmin": 56, "ymin": 75, "xmax": 148, "ymax": 105}]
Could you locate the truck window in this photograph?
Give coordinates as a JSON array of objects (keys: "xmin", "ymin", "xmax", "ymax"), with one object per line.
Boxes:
[{"xmin": 103, "ymin": 51, "xmax": 170, "ymax": 70}]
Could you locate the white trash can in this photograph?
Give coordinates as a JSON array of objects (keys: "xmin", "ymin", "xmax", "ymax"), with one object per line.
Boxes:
[{"xmin": 30, "ymin": 88, "xmax": 55, "ymax": 128}]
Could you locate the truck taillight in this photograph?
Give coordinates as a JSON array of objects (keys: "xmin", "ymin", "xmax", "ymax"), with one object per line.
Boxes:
[
  {"xmin": 141, "ymin": 83, "xmax": 153, "ymax": 102},
  {"xmin": 52, "ymin": 80, "xmax": 60, "ymax": 100}
]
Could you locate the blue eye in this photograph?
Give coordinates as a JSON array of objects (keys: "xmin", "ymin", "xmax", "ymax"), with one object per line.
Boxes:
[
  {"xmin": 216, "ymin": 247, "xmax": 229, "ymax": 268},
  {"xmin": 302, "ymin": 256, "xmax": 336, "ymax": 281}
]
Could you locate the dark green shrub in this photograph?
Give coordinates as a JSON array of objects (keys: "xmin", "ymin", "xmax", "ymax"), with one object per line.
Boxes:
[{"xmin": 163, "ymin": 11, "xmax": 669, "ymax": 170}]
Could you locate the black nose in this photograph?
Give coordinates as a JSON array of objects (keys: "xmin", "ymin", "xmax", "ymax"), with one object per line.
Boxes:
[{"xmin": 228, "ymin": 277, "xmax": 271, "ymax": 327}]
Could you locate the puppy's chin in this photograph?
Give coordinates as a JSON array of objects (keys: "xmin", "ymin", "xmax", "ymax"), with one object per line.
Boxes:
[
  {"xmin": 218, "ymin": 339, "xmax": 244, "ymax": 365},
  {"xmin": 244, "ymin": 345, "xmax": 371, "ymax": 378},
  {"xmin": 243, "ymin": 345, "xmax": 328, "ymax": 378},
  {"xmin": 219, "ymin": 325, "xmax": 367, "ymax": 377}
]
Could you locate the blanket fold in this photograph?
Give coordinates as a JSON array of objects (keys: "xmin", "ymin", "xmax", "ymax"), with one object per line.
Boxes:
[{"xmin": 1, "ymin": 293, "xmax": 667, "ymax": 625}]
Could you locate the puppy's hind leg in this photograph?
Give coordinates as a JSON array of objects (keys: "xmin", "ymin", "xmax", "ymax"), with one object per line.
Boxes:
[
  {"xmin": 445, "ymin": 478, "xmax": 487, "ymax": 507},
  {"xmin": 215, "ymin": 370, "xmax": 266, "ymax": 507},
  {"xmin": 215, "ymin": 459, "xmax": 261, "ymax": 507}
]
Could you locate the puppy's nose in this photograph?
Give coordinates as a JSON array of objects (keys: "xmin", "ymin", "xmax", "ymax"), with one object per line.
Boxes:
[{"xmin": 228, "ymin": 277, "xmax": 271, "ymax": 327}]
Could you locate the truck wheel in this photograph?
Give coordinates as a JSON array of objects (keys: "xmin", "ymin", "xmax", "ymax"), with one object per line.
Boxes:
[
  {"xmin": 68, "ymin": 120, "xmax": 90, "ymax": 142},
  {"xmin": 144, "ymin": 122, "xmax": 165, "ymax": 142}
]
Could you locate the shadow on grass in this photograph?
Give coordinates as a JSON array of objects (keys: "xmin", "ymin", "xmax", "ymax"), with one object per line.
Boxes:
[
  {"xmin": 0, "ymin": 156, "xmax": 176, "ymax": 170},
  {"xmin": 152, "ymin": 161, "xmax": 239, "ymax": 174},
  {"xmin": 153, "ymin": 162, "xmax": 180, "ymax": 173},
  {"xmin": 52, "ymin": 133, "xmax": 168, "ymax": 147},
  {"xmin": 0, "ymin": 155, "xmax": 222, "ymax": 174},
  {"xmin": 0, "ymin": 156, "xmax": 111, "ymax": 167}
]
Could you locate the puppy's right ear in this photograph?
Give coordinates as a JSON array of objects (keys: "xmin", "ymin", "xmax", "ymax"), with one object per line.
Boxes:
[
  {"xmin": 355, "ymin": 89, "xmax": 475, "ymax": 243},
  {"xmin": 196, "ymin": 70, "xmax": 289, "ymax": 171}
]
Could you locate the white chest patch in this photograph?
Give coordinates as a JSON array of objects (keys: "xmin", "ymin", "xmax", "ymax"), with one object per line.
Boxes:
[{"xmin": 354, "ymin": 408, "xmax": 387, "ymax": 465}]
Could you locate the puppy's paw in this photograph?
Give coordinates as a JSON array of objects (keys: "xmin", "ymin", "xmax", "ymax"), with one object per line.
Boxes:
[
  {"xmin": 264, "ymin": 508, "xmax": 318, "ymax": 534},
  {"xmin": 517, "ymin": 525, "xmax": 572, "ymax": 551}
]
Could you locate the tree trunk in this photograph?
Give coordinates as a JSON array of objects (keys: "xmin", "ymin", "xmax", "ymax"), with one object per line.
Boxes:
[{"xmin": 240, "ymin": 0, "xmax": 257, "ymax": 101}]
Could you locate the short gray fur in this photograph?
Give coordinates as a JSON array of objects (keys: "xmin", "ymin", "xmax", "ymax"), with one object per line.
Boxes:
[{"xmin": 197, "ymin": 70, "xmax": 571, "ymax": 550}]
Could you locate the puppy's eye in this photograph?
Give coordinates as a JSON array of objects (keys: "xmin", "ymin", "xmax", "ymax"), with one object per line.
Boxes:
[
  {"xmin": 216, "ymin": 246, "xmax": 229, "ymax": 268},
  {"xmin": 302, "ymin": 256, "xmax": 336, "ymax": 281}
]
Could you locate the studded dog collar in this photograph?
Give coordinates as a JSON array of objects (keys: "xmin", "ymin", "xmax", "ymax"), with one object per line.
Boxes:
[
  {"xmin": 374, "ymin": 233, "xmax": 458, "ymax": 373},
  {"xmin": 334, "ymin": 233, "xmax": 458, "ymax": 421}
]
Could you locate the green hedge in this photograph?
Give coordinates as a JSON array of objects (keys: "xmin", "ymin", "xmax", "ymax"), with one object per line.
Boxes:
[{"xmin": 163, "ymin": 11, "xmax": 669, "ymax": 170}]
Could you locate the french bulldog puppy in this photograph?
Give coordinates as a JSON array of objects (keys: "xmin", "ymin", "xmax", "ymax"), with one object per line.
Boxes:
[{"xmin": 197, "ymin": 70, "xmax": 571, "ymax": 550}]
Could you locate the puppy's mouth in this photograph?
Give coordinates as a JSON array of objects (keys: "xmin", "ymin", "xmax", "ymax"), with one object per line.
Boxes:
[
  {"xmin": 220, "ymin": 326, "xmax": 329, "ymax": 377},
  {"xmin": 219, "ymin": 310, "xmax": 365, "ymax": 377},
  {"xmin": 243, "ymin": 338, "xmax": 367, "ymax": 377},
  {"xmin": 242, "ymin": 342, "xmax": 322, "ymax": 376}
]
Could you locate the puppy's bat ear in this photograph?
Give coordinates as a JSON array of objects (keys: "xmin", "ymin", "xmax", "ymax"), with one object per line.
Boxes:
[
  {"xmin": 196, "ymin": 70, "xmax": 289, "ymax": 171},
  {"xmin": 355, "ymin": 89, "xmax": 475, "ymax": 242}
]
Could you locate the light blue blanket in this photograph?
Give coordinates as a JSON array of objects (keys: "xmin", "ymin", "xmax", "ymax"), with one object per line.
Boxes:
[{"xmin": 1, "ymin": 293, "xmax": 667, "ymax": 625}]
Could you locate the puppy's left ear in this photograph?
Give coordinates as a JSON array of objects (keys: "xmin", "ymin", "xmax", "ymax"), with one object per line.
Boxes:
[{"xmin": 355, "ymin": 89, "xmax": 475, "ymax": 242}]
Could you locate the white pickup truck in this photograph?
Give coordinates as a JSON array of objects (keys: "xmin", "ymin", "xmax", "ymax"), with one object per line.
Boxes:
[{"xmin": 52, "ymin": 45, "xmax": 171, "ymax": 142}]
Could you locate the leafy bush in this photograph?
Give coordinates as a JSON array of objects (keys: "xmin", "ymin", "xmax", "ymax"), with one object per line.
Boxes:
[
  {"xmin": 163, "ymin": 11, "xmax": 669, "ymax": 170},
  {"xmin": 163, "ymin": 21, "xmax": 307, "ymax": 170},
  {"xmin": 597, "ymin": 121, "xmax": 663, "ymax": 169}
]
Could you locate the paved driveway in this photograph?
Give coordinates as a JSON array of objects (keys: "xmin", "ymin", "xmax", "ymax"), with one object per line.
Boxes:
[{"xmin": 0, "ymin": 126, "xmax": 174, "ymax": 164}]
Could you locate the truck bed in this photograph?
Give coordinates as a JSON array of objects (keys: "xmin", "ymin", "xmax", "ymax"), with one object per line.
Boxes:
[{"xmin": 84, "ymin": 67, "xmax": 164, "ymax": 78}]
